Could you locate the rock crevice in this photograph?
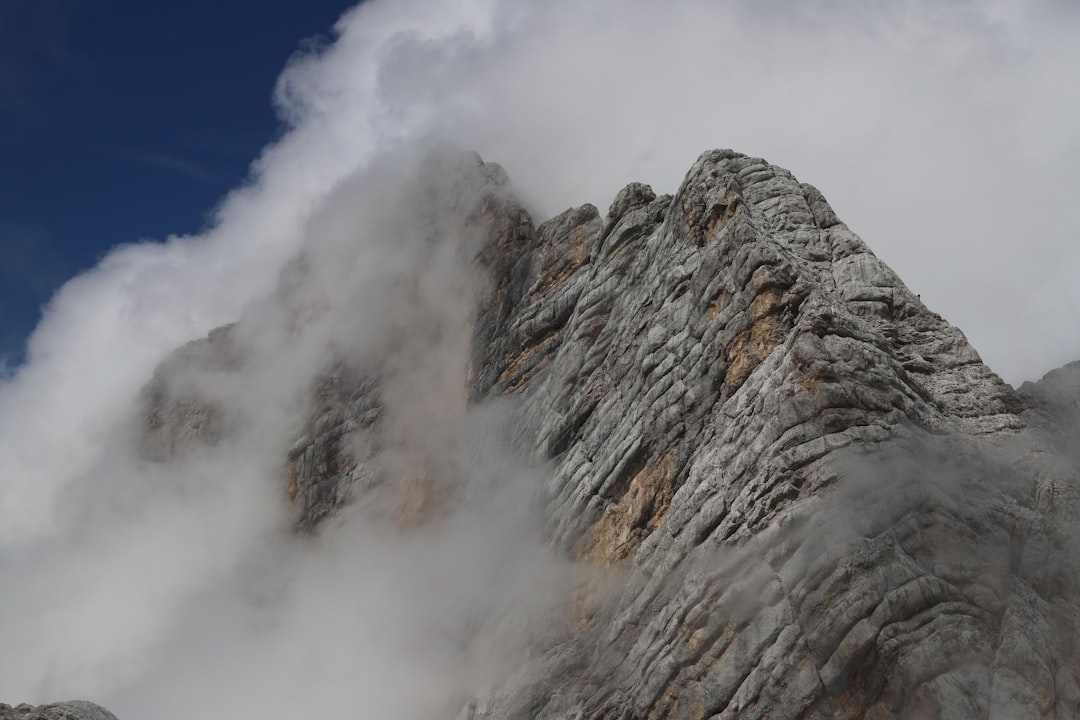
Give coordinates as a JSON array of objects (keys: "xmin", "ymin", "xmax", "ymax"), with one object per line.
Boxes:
[{"xmin": 131, "ymin": 148, "xmax": 1080, "ymax": 720}]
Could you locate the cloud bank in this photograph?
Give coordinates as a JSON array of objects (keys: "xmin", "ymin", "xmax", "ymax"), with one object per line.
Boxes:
[{"xmin": 0, "ymin": 0, "xmax": 1078, "ymax": 717}]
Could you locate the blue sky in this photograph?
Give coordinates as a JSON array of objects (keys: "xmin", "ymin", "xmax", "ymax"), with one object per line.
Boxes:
[{"xmin": 0, "ymin": 0, "xmax": 357, "ymax": 366}]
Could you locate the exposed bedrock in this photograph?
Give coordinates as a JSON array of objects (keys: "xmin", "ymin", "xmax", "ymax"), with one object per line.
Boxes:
[{"xmin": 140, "ymin": 148, "xmax": 1080, "ymax": 719}]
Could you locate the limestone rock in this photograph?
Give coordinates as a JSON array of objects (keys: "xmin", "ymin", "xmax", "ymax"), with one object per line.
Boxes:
[
  {"xmin": 464, "ymin": 149, "xmax": 1078, "ymax": 719},
  {"xmin": 140, "ymin": 147, "xmax": 528, "ymax": 531},
  {"xmin": 139, "ymin": 322, "xmax": 239, "ymax": 460},
  {"xmin": 0, "ymin": 702, "xmax": 118, "ymax": 720},
  {"xmin": 139, "ymin": 147, "xmax": 1080, "ymax": 719}
]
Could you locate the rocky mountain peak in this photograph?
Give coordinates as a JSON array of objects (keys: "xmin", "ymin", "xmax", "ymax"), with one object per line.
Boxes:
[{"xmin": 41, "ymin": 147, "xmax": 1080, "ymax": 719}]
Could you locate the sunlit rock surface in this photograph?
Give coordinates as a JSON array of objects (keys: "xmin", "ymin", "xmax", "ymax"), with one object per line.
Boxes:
[{"xmin": 138, "ymin": 149, "xmax": 1080, "ymax": 719}]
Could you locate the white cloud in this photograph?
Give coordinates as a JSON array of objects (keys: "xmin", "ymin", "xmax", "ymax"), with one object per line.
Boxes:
[
  {"xmin": 410, "ymin": 0, "xmax": 1080, "ymax": 385},
  {"xmin": 0, "ymin": 0, "xmax": 1078, "ymax": 716}
]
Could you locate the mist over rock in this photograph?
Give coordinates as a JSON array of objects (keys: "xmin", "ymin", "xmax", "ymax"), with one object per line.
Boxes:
[{"xmin": 130, "ymin": 148, "xmax": 1080, "ymax": 719}]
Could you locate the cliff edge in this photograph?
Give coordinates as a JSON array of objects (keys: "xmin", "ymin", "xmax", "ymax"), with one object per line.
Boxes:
[{"xmin": 131, "ymin": 148, "xmax": 1080, "ymax": 720}]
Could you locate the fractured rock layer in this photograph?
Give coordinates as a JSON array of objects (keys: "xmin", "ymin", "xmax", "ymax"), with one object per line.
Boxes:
[
  {"xmin": 139, "ymin": 148, "xmax": 1080, "ymax": 719},
  {"xmin": 465, "ymin": 150, "xmax": 1078, "ymax": 720}
]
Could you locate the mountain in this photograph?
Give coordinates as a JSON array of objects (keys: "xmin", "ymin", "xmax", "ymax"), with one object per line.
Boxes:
[{"xmin": 22, "ymin": 149, "xmax": 1080, "ymax": 719}]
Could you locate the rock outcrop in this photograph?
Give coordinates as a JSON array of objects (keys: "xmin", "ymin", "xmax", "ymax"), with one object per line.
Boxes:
[
  {"xmin": 136, "ymin": 148, "xmax": 1080, "ymax": 719},
  {"xmin": 0, "ymin": 703, "xmax": 118, "ymax": 720},
  {"xmin": 457, "ymin": 149, "xmax": 1080, "ymax": 720}
]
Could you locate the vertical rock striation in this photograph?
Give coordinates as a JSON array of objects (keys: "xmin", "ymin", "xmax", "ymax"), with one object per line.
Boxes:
[
  {"xmin": 135, "ymin": 148, "xmax": 1080, "ymax": 719},
  {"xmin": 463, "ymin": 149, "xmax": 1079, "ymax": 719}
]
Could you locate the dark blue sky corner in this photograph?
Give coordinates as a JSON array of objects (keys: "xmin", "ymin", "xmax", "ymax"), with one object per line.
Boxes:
[{"xmin": 0, "ymin": 0, "xmax": 357, "ymax": 369}]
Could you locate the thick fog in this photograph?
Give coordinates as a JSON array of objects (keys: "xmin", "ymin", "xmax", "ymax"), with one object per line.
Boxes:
[{"xmin": 1, "ymin": 0, "xmax": 1078, "ymax": 716}]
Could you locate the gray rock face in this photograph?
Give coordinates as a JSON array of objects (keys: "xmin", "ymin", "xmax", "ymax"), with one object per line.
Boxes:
[
  {"xmin": 141, "ymin": 147, "xmax": 529, "ymax": 532},
  {"xmin": 139, "ymin": 148, "xmax": 1080, "ymax": 719},
  {"xmin": 459, "ymin": 149, "xmax": 1080, "ymax": 720},
  {"xmin": 0, "ymin": 702, "xmax": 118, "ymax": 720},
  {"xmin": 140, "ymin": 323, "xmax": 239, "ymax": 460}
]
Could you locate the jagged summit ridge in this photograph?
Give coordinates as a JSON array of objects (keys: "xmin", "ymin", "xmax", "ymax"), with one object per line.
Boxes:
[
  {"xmin": 128, "ymin": 148, "xmax": 1080, "ymax": 720},
  {"xmin": 465, "ymin": 149, "xmax": 1080, "ymax": 720}
]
